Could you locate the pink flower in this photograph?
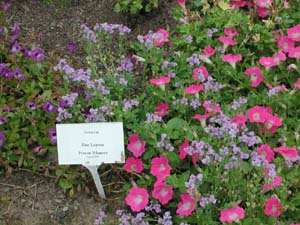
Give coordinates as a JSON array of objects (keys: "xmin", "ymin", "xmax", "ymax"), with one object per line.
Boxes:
[
  {"xmin": 264, "ymin": 196, "xmax": 282, "ymax": 217},
  {"xmin": 203, "ymin": 45, "xmax": 216, "ymax": 57},
  {"xmin": 246, "ymin": 105, "xmax": 269, "ymax": 123},
  {"xmin": 127, "ymin": 134, "xmax": 146, "ymax": 157},
  {"xmin": 125, "ymin": 186, "xmax": 149, "ymax": 212},
  {"xmin": 155, "ymin": 103, "xmax": 169, "ymax": 117},
  {"xmin": 256, "ymin": 0, "xmax": 272, "ymax": 8},
  {"xmin": 262, "ymin": 176, "xmax": 282, "ymax": 191},
  {"xmin": 150, "ymin": 156, "xmax": 172, "ymax": 181},
  {"xmin": 218, "ymin": 36, "xmax": 236, "ymax": 46},
  {"xmin": 294, "ymin": 78, "xmax": 300, "ymax": 90},
  {"xmin": 261, "ymin": 114, "xmax": 282, "ymax": 134},
  {"xmin": 230, "ymin": 0, "xmax": 248, "ymax": 7},
  {"xmin": 193, "ymin": 113, "xmax": 210, "ymax": 127},
  {"xmin": 287, "ymin": 24, "xmax": 300, "ymax": 42},
  {"xmin": 152, "ymin": 181, "xmax": 173, "ymax": 205},
  {"xmin": 150, "ymin": 76, "xmax": 171, "ymax": 90},
  {"xmin": 123, "ymin": 157, "xmax": 143, "ymax": 173},
  {"xmin": 179, "ymin": 139, "xmax": 189, "ymax": 160},
  {"xmin": 259, "ymin": 56, "xmax": 277, "ymax": 68},
  {"xmin": 222, "ymin": 54, "xmax": 242, "ymax": 68},
  {"xmin": 177, "ymin": 0, "xmax": 185, "ymax": 7},
  {"xmin": 203, "ymin": 100, "xmax": 221, "ymax": 114},
  {"xmin": 192, "ymin": 66, "xmax": 209, "ymax": 82},
  {"xmin": 244, "ymin": 67, "xmax": 263, "ymax": 87},
  {"xmin": 288, "ymin": 47, "xmax": 300, "ymax": 59},
  {"xmin": 224, "ymin": 27, "xmax": 239, "ymax": 38},
  {"xmin": 153, "ymin": 29, "xmax": 169, "ymax": 47},
  {"xmin": 273, "ymin": 52, "xmax": 286, "ymax": 65},
  {"xmin": 184, "ymin": 84, "xmax": 204, "ymax": 94},
  {"xmin": 273, "ymin": 146, "xmax": 298, "ymax": 161},
  {"xmin": 257, "ymin": 144, "xmax": 274, "ymax": 163},
  {"xmin": 220, "ymin": 206, "xmax": 245, "ymax": 223},
  {"xmin": 257, "ymin": 7, "xmax": 269, "ymax": 18},
  {"xmin": 231, "ymin": 114, "xmax": 247, "ymax": 130},
  {"xmin": 176, "ymin": 194, "xmax": 196, "ymax": 216},
  {"xmin": 277, "ymin": 36, "xmax": 295, "ymax": 53}
]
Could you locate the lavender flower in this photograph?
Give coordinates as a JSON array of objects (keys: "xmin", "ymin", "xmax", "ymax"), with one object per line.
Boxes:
[
  {"xmin": 186, "ymin": 53, "xmax": 200, "ymax": 66},
  {"xmin": 1, "ymin": 2, "xmax": 11, "ymax": 12},
  {"xmin": 59, "ymin": 93, "xmax": 78, "ymax": 108},
  {"xmin": 95, "ymin": 211, "xmax": 106, "ymax": 225},
  {"xmin": 11, "ymin": 67, "xmax": 24, "ymax": 80},
  {"xmin": 11, "ymin": 41, "xmax": 22, "ymax": 54},
  {"xmin": 29, "ymin": 47, "xmax": 45, "ymax": 62},
  {"xmin": 0, "ymin": 117, "xmax": 9, "ymax": 125},
  {"xmin": 183, "ymin": 34, "xmax": 193, "ymax": 43},
  {"xmin": 204, "ymin": 76, "xmax": 222, "ymax": 91},
  {"xmin": 146, "ymin": 113, "xmax": 163, "ymax": 123},
  {"xmin": 56, "ymin": 107, "xmax": 72, "ymax": 122},
  {"xmin": 190, "ymin": 99, "xmax": 201, "ymax": 109},
  {"xmin": 118, "ymin": 57, "xmax": 134, "ymax": 72},
  {"xmin": 123, "ymin": 99, "xmax": 139, "ymax": 111},
  {"xmin": 48, "ymin": 127, "xmax": 57, "ymax": 144},
  {"xmin": 145, "ymin": 203, "xmax": 161, "ymax": 213},
  {"xmin": 185, "ymin": 173, "xmax": 203, "ymax": 189},
  {"xmin": 231, "ymin": 97, "xmax": 248, "ymax": 110},
  {"xmin": 158, "ymin": 211, "xmax": 172, "ymax": 225},
  {"xmin": 268, "ymin": 85, "xmax": 286, "ymax": 96}
]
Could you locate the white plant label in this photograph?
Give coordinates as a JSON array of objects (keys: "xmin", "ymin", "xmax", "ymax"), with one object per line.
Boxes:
[{"xmin": 56, "ymin": 122, "xmax": 125, "ymax": 199}]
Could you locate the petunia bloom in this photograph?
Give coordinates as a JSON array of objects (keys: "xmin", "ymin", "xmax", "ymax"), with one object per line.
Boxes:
[
  {"xmin": 264, "ymin": 196, "xmax": 282, "ymax": 217},
  {"xmin": 155, "ymin": 103, "xmax": 169, "ymax": 117},
  {"xmin": 123, "ymin": 157, "xmax": 143, "ymax": 173},
  {"xmin": 203, "ymin": 45, "xmax": 216, "ymax": 57},
  {"xmin": 193, "ymin": 66, "xmax": 209, "ymax": 82},
  {"xmin": 152, "ymin": 181, "xmax": 173, "ymax": 205},
  {"xmin": 218, "ymin": 36, "xmax": 236, "ymax": 47},
  {"xmin": 261, "ymin": 114, "xmax": 282, "ymax": 134},
  {"xmin": 150, "ymin": 156, "xmax": 172, "ymax": 182},
  {"xmin": 273, "ymin": 146, "xmax": 298, "ymax": 161},
  {"xmin": 257, "ymin": 144, "xmax": 274, "ymax": 163},
  {"xmin": 125, "ymin": 186, "xmax": 149, "ymax": 212},
  {"xmin": 222, "ymin": 54, "xmax": 242, "ymax": 68},
  {"xmin": 259, "ymin": 56, "xmax": 277, "ymax": 68},
  {"xmin": 244, "ymin": 67, "xmax": 263, "ymax": 87},
  {"xmin": 262, "ymin": 176, "xmax": 282, "ymax": 191},
  {"xmin": 246, "ymin": 105, "xmax": 270, "ymax": 123},
  {"xmin": 220, "ymin": 206, "xmax": 245, "ymax": 223},
  {"xmin": 287, "ymin": 24, "xmax": 300, "ymax": 42},
  {"xmin": 179, "ymin": 139, "xmax": 189, "ymax": 160},
  {"xmin": 176, "ymin": 194, "xmax": 196, "ymax": 216},
  {"xmin": 277, "ymin": 36, "xmax": 295, "ymax": 53},
  {"xmin": 127, "ymin": 134, "xmax": 146, "ymax": 157},
  {"xmin": 149, "ymin": 76, "xmax": 171, "ymax": 90},
  {"xmin": 184, "ymin": 84, "xmax": 204, "ymax": 95}
]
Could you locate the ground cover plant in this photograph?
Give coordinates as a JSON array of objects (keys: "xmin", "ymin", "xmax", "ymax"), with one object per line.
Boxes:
[{"xmin": 1, "ymin": 0, "xmax": 300, "ymax": 224}]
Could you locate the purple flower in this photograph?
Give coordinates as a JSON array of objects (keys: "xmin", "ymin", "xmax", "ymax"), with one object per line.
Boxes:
[
  {"xmin": 0, "ymin": 117, "xmax": 9, "ymax": 124},
  {"xmin": 43, "ymin": 100, "xmax": 56, "ymax": 113},
  {"xmin": 186, "ymin": 53, "xmax": 200, "ymax": 66},
  {"xmin": 26, "ymin": 101, "xmax": 37, "ymax": 110},
  {"xmin": 29, "ymin": 47, "xmax": 45, "ymax": 61},
  {"xmin": 95, "ymin": 211, "xmax": 106, "ymax": 225},
  {"xmin": 1, "ymin": 2, "xmax": 11, "ymax": 12},
  {"xmin": 33, "ymin": 146, "xmax": 43, "ymax": 153},
  {"xmin": 117, "ymin": 57, "xmax": 134, "ymax": 72},
  {"xmin": 11, "ymin": 67, "xmax": 24, "ymax": 80},
  {"xmin": 0, "ymin": 63, "xmax": 11, "ymax": 78},
  {"xmin": 10, "ymin": 23, "xmax": 20, "ymax": 43},
  {"xmin": 67, "ymin": 42, "xmax": 77, "ymax": 53},
  {"xmin": 11, "ymin": 41, "xmax": 22, "ymax": 54},
  {"xmin": 48, "ymin": 127, "xmax": 57, "ymax": 144},
  {"xmin": 0, "ymin": 131, "xmax": 5, "ymax": 147}
]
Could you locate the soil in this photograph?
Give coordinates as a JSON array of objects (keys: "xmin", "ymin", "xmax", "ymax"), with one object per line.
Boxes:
[{"xmin": 0, "ymin": 0, "xmax": 176, "ymax": 225}]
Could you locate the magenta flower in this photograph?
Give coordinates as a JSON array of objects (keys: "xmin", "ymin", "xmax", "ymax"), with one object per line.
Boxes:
[
  {"xmin": 29, "ymin": 47, "xmax": 45, "ymax": 62},
  {"xmin": 155, "ymin": 103, "xmax": 169, "ymax": 117},
  {"xmin": 224, "ymin": 27, "xmax": 239, "ymax": 38},
  {"xmin": 153, "ymin": 29, "xmax": 169, "ymax": 47},
  {"xmin": 244, "ymin": 67, "xmax": 263, "ymax": 87},
  {"xmin": 277, "ymin": 36, "xmax": 295, "ymax": 53},
  {"xmin": 152, "ymin": 181, "xmax": 173, "ymax": 205},
  {"xmin": 288, "ymin": 46, "xmax": 300, "ymax": 59},
  {"xmin": 259, "ymin": 56, "xmax": 277, "ymax": 68},
  {"xmin": 294, "ymin": 78, "xmax": 300, "ymax": 90},
  {"xmin": 273, "ymin": 146, "xmax": 298, "ymax": 161},
  {"xmin": 0, "ymin": 131, "xmax": 5, "ymax": 147},
  {"xmin": 150, "ymin": 156, "xmax": 172, "ymax": 182},
  {"xmin": 184, "ymin": 84, "xmax": 204, "ymax": 94},
  {"xmin": 256, "ymin": 0, "xmax": 273, "ymax": 8},
  {"xmin": 192, "ymin": 66, "xmax": 209, "ymax": 82},
  {"xmin": 273, "ymin": 52, "xmax": 286, "ymax": 65},
  {"xmin": 123, "ymin": 157, "xmax": 143, "ymax": 173},
  {"xmin": 246, "ymin": 105, "xmax": 270, "ymax": 123},
  {"xmin": 192, "ymin": 113, "xmax": 210, "ymax": 127},
  {"xmin": 177, "ymin": 0, "xmax": 185, "ymax": 7},
  {"xmin": 230, "ymin": 0, "xmax": 248, "ymax": 7},
  {"xmin": 218, "ymin": 36, "xmax": 236, "ymax": 47},
  {"xmin": 222, "ymin": 54, "xmax": 242, "ymax": 68},
  {"xmin": 176, "ymin": 193, "xmax": 196, "ymax": 216},
  {"xmin": 262, "ymin": 176, "xmax": 282, "ymax": 191},
  {"xmin": 203, "ymin": 45, "xmax": 216, "ymax": 57},
  {"xmin": 220, "ymin": 206, "xmax": 245, "ymax": 223},
  {"xmin": 125, "ymin": 186, "xmax": 149, "ymax": 212},
  {"xmin": 261, "ymin": 114, "xmax": 282, "ymax": 134},
  {"xmin": 127, "ymin": 134, "xmax": 146, "ymax": 157},
  {"xmin": 264, "ymin": 196, "xmax": 282, "ymax": 217},
  {"xmin": 1, "ymin": 2, "xmax": 11, "ymax": 12},
  {"xmin": 257, "ymin": 144, "xmax": 274, "ymax": 163},
  {"xmin": 179, "ymin": 139, "xmax": 189, "ymax": 160},
  {"xmin": 231, "ymin": 114, "xmax": 247, "ymax": 129},
  {"xmin": 150, "ymin": 76, "xmax": 171, "ymax": 90},
  {"xmin": 287, "ymin": 24, "xmax": 300, "ymax": 41}
]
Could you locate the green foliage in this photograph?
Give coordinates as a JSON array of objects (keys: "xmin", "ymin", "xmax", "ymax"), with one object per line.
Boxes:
[{"xmin": 114, "ymin": 0, "xmax": 159, "ymax": 14}]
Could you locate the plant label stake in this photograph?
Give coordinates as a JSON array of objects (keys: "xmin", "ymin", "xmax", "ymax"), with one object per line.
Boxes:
[{"xmin": 56, "ymin": 122, "xmax": 125, "ymax": 199}]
